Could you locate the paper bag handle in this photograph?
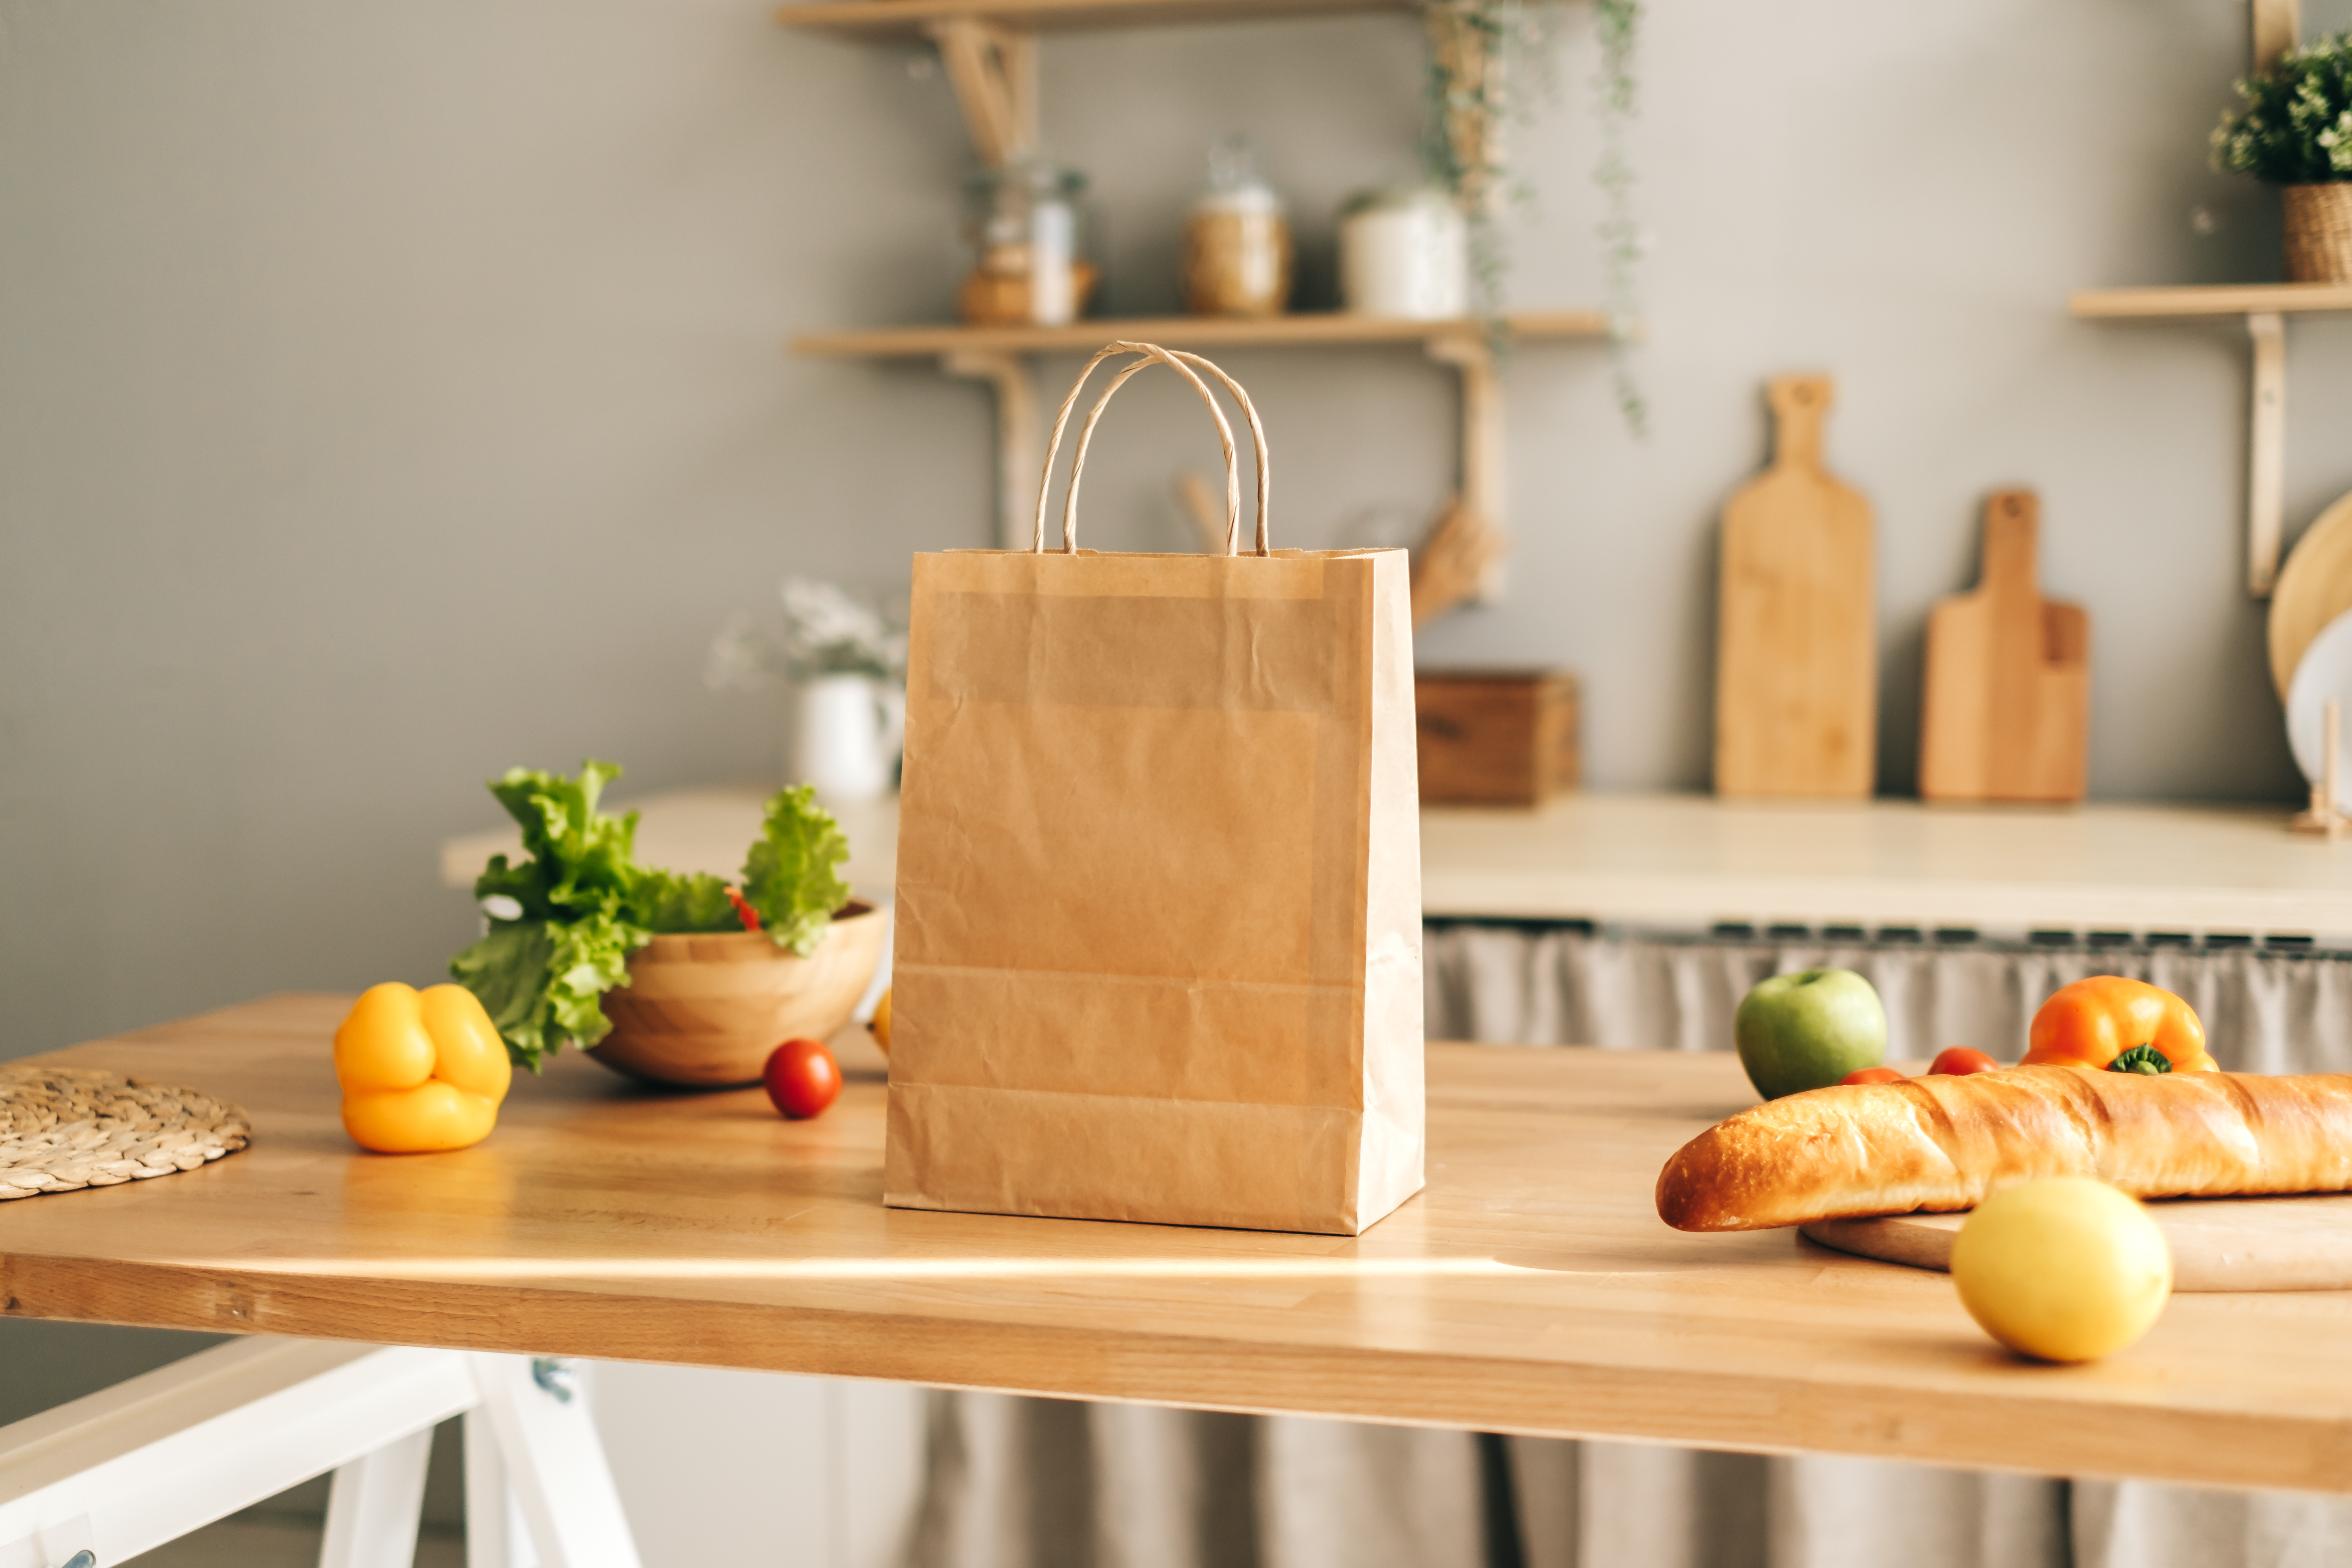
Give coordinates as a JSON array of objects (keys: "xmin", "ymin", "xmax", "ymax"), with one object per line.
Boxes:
[{"xmin": 1031, "ymin": 341, "xmax": 1272, "ymax": 556}]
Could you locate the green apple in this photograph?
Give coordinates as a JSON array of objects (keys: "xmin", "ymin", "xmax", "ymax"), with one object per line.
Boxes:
[{"xmin": 1734, "ymin": 968, "xmax": 1888, "ymax": 1099}]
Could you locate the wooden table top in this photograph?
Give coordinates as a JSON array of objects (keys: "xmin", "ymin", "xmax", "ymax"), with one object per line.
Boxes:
[
  {"xmin": 441, "ymin": 789, "xmax": 2352, "ymax": 937},
  {"xmin": 10, "ymin": 995, "xmax": 2351, "ymax": 1493}
]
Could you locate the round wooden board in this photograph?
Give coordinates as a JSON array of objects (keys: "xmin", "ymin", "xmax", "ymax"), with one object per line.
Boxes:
[
  {"xmin": 1802, "ymin": 1192, "xmax": 2352, "ymax": 1292},
  {"xmin": 2269, "ymin": 488, "xmax": 2352, "ymax": 699}
]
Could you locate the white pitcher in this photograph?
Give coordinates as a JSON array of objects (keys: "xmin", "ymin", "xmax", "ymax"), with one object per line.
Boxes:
[{"xmin": 789, "ymin": 673, "xmax": 905, "ymax": 805}]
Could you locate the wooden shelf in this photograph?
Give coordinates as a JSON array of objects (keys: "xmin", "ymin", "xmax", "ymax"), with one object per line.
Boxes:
[
  {"xmin": 793, "ymin": 309, "xmax": 1611, "ymax": 358},
  {"xmin": 775, "ymin": 0, "xmax": 1407, "ymax": 40},
  {"xmin": 2070, "ymin": 281, "xmax": 2352, "ymax": 595},
  {"xmin": 2070, "ymin": 282, "xmax": 2352, "ymax": 319}
]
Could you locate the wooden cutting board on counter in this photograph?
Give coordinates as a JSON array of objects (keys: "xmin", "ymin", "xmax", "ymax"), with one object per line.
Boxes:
[
  {"xmin": 1714, "ymin": 375, "xmax": 1876, "ymax": 798},
  {"xmin": 1803, "ymin": 1192, "xmax": 2352, "ymax": 1291},
  {"xmin": 1918, "ymin": 489, "xmax": 2090, "ymax": 802}
]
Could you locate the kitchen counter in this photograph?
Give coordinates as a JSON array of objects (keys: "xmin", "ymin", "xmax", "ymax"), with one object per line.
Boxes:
[{"xmin": 441, "ymin": 789, "xmax": 2352, "ymax": 938}]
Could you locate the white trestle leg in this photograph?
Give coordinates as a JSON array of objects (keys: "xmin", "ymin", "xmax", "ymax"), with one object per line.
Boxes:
[
  {"xmin": 318, "ymin": 1425, "xmax": 433, "ymax": 1568},
  {"xmin": 0, "ymin": 1339, "xmax": 640, "ymax": 1568}
]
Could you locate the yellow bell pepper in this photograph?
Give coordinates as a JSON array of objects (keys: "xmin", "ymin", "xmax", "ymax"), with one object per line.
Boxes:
[
  {"xmin": 2022, "ymin": 975, "xmax": 2217, "ymax": 1075},
  {"xmin": 334, "ymin": 982, "xmax": 512, "ymax": 1153}
]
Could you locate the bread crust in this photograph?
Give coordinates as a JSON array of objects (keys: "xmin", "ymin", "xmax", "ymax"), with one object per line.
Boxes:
[{"xmin": 1655, "ymin": 1066, "xmax": 2352, "ymax": 1232}]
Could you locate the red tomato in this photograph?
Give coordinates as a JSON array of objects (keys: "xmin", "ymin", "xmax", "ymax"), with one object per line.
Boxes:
[
  {"xmin": 1839, "ymin": 1066, "xmax": 1907, "ymax": 1086},
  {"xmin": 1928, "ymin": 1047, "xmax": 1999, "ymax": 1077},
  {"xmin": 763, "ymin": 1038, "xmax": 842, "ymax": 1120}
]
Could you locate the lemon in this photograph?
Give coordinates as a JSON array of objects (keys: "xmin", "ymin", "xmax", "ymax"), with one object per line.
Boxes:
[
  {"xmin": 868, "ymin": 987, "xmax": 891, "ymax": 1056},
  {"xmin": 1949, "ymin": 1177, "xmax": 2171, "ymax": 1362}
]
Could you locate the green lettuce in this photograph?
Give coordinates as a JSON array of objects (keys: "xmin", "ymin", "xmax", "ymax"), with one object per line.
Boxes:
[
  {"xmin": 452, "ymin": 761, "xmax": 649, "ymax": 1070},
  {"xmin": 471, "ymin": 761, "xmax": 641, "ymax": 923},
  {"xmin": 741, "ymin": 784, "xmax": 852, "ymax": 956},
  {"xmin": 626, "ymin": 868, "xmax": 738, "ymax": 934},
  {"xmin": 450, "ymin": 763, "xmax": 855, "ymax": 1067},
  {"xmin": 449, "ymin": 913, "xmax": 642, "ymax": 1068}
]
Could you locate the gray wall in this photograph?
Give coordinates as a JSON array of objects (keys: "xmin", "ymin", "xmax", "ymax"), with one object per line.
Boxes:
[{"xmin": 6, "ymin": 0, "xmax": 2350, "ymax": 1071}]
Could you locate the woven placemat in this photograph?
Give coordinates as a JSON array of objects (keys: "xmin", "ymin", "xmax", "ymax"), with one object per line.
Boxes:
[{"xmin": 0, "ymin": 1064, "xmax": 251, "ymax": 1201}]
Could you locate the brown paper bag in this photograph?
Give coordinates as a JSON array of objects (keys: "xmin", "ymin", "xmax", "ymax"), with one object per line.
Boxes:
[{"xmin": 884, "ymin": 342, "xmax": 1423, "ymax": 1236}]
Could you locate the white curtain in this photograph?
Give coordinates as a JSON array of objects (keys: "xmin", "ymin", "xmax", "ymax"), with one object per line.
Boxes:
[{"xmin": 899, "ymin": 928, "xmax": 2352, "ymax": 1568}]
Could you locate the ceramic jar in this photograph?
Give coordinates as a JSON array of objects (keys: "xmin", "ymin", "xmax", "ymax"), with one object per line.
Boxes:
[{"xmin": 1339, "ymin": 187, "xmax": 1469, "ymax": 320}]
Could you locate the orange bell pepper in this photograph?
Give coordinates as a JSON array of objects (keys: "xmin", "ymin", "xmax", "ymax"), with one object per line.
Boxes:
[
  {"xmin": 334, "ymin": 982, "xmax": 513, "ymax": 1152},
  {"xmin": 2022, "ymin": 976, "xmax": 2216, "ymax": 1074}
]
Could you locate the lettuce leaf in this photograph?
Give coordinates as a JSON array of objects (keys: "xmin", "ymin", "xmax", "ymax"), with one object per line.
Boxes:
[
  {"xmin": 740, "ymin": 785, "xmax": 851, "ymax": 956},
  {"xmin": 473, "ymin": 761, "xmax": 641, "ymax": 923},
  {"xmin": 455, "ymin": 761, "xmax": 649, "ymax": 1069},
  {"xmin": 627, "ymin": 868, "xmax": 739, "ymax": 934},
  {"xmin": 449, "ymin": 910, "xmax": 643, "ymax": 1070}
]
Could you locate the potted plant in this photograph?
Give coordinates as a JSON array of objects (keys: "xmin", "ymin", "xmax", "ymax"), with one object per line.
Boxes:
[
  {"xmin": 451, "ymin": 762, "xmax": 886, "ymax": 1088},
  {"xmin": 707, "ymin": 577, "xmax": 907, "ymax": 805},
  {"xmin": 2214, "ymin": 32, "xmax": 2352, "ymax": 283}
]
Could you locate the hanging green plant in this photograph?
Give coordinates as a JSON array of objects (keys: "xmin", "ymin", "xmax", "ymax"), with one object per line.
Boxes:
[
  {"xmin": 1592, "ymin": 0, "xmax": 1645, "ymax": 436},
  {"xmin": 1418, "ymin": 0, "xmax": 1646, "ymax": 434}
]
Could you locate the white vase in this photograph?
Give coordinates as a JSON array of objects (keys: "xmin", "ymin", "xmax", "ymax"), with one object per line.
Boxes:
[{"xmin": 788, "ymin": 674, "xmax": 905, "ymax": 805}]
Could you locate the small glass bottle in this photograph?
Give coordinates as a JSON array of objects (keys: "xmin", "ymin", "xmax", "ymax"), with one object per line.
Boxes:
[
  {"xmin": 959, "ymin": 160, "xmax": 1098, "ymax": 327},
  {"xmin": 1182, "ymin": 136, "xmax": 1293, "ymax": 318}
]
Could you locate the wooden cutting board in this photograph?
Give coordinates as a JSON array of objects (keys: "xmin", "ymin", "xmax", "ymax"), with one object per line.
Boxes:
[
  {"xmin": 1918, "ymin": 489, "xmax": 2091, "ymax": 802},
  {"xmin": 1714, "ymin": 375, "xmax": 1876, "ymax": 798},
  {"xmin": 1802, "ymin": 1192, "xmax": 2352, "ymax": 1291},
  {"xmin": 2269, "ymin": 487, "xmax": 2352, "ymax": 700}
]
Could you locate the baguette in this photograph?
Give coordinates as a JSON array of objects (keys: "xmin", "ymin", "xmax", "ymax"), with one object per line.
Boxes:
[{"xmin": 1655, "ymin": 1065, "xmax": 2352, "ymax": 1232}]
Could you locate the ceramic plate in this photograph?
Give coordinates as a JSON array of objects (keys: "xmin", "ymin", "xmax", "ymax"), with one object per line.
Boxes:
[{"xmin": 2286, "ymin": 605, "xmax": 2352, "ymax": 811}]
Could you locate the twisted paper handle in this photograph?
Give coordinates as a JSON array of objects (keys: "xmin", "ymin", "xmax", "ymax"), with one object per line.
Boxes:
[{"xmin": 1030, "ymin": 341, "xmax": 1271, "ymax": 556}]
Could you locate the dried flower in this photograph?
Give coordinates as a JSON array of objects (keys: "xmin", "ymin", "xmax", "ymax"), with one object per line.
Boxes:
[{"xmin": 705, "ymin": 578, "xmax": 906, "ymax": 690}]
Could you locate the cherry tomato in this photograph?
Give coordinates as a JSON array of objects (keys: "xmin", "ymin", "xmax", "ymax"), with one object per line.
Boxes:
[
  {"xmin": 763, "ymin": 1037, "xmax": 842, "ymax": 1120},
  {"xmin": 1928, "ymin": 1046, "xmax": 1999, "ymax": 1077},
  {"xmin": 1839, "ymin": 1066, "xmax": 1907, "ymax": 1086}
]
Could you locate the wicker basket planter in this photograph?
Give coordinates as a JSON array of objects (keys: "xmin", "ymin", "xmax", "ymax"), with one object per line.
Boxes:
[{"xmin": 2283, "ymin": 184, "xmax": 2352, "ymax": 284}]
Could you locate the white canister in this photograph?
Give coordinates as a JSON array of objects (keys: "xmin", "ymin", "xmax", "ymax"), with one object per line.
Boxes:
[
  {"xmin": 789, "ymin": 673, "xmax": 907, "ymax": 805},
  {"xmin": 1339, "ymin": 188, "xmax": 1469, "ymax": 320}
]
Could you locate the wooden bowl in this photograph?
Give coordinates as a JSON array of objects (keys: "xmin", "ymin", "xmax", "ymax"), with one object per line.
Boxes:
[{"xmin": 588, "ymin": 902, "xmax": 888, "ymax": 1088}]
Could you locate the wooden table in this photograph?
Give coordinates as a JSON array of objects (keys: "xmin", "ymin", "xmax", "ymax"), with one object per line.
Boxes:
[
  {"xmin": 441, "ymin": 789, "xmax": 2352, "ymax": 937},
  {"xmin": 7, "ymin": 996, "xmax": 2351, "ymax": 1495}
]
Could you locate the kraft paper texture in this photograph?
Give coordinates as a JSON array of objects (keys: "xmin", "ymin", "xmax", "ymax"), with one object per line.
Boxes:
[{"xmin": 885, "ymin": 545, "xmax": 1423, "ymax": 1235}]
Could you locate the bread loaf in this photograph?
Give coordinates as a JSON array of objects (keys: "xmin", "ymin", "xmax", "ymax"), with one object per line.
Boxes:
[{"xmin": 1656, "ymin": 1066, "xmax": 2352, "ymax": 1232}]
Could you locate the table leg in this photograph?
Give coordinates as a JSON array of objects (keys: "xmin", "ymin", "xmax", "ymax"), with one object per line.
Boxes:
[
  {"xmin": 0, "ymin": 1340, "xmax": 642, "ymax": 1568},
  {"xmin": 467, "ymin": 1356, "xmax": 641, "ymax": 1568},
  {"xmin": 319, "ymin": 1425, "xmax": 434, "ymax": 1568},
  {"xmin": 464, "ymin": 1407, "xmax": 538, "ymax": 1568}
]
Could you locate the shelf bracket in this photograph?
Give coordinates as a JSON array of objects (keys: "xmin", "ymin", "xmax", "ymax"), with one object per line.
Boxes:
[
  {"xmin": 942, "ymin": 349, "xmax": 1040, "ymax": 550},
  {"xmin": 925, "ymin": 19, "xmax": 1036, "ymax": 168},
  {"xmin": 1412, "ymin": 332, "xmax": 1508, "ymax": 624},
  {"xmin": 2248, "ymin": 310, "xmax": 2285, "ymax": 597}
]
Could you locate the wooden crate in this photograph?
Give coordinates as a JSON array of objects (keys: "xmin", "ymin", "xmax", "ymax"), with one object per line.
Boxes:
[{"xmin": 1414, "ymin": 670, "xmax": 1580, "ymax": 805}]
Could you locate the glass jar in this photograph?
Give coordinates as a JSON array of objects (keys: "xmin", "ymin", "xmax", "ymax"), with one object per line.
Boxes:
[
  {"xmin": 1182, "ymin": 136, "xmax": 1292, "ymax": 318},
  {"xmin": 959, "ymin": 160, "xmax": 1098, "ymax": 328},
  {"xmin": 1338, "ymin": 187, "xmax": 1469, "ymax": 320}
]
